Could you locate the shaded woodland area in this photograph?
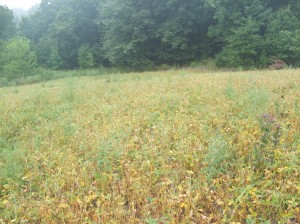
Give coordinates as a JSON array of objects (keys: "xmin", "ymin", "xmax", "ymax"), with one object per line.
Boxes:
[{"xmin": 1, "ymin": 0, "xmax": 300, "ymax": 73}]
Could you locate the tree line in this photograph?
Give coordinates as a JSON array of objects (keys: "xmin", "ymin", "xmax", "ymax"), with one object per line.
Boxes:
[{"xmin": 1, "ymin": 0, "xmax": 300, "ymax": 75}]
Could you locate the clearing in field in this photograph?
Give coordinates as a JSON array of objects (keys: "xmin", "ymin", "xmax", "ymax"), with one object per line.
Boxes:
[{"xmin": 0, "ymin": 69, "xmax": 299, "ymax": 223}]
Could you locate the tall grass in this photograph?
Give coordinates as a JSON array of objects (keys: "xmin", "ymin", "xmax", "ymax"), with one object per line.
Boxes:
[{"xmin": 0, "ymin": 67, "xmax": 128, "ymax": 87}]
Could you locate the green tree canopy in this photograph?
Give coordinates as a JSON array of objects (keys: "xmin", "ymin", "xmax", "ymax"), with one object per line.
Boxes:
[
  {"xmin": 20, "ymin": 0, "xmax": 102, "ymax": 69},
  {"xmin": 3, "ymin": 0, "xmax": 296, "ymax": 70},
  {"xmin": 99, "ymin": 0, "xmax": 214, "ymax": 70},
  {"xmin": 0, "ymin": 6, "xmax": 16, "ymax": 40},
  {"xmin": 206, "ymin": 0, "xmax": 300, "ymax": 67}
]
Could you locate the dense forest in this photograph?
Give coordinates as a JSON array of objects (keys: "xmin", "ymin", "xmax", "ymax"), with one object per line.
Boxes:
[{"xmin": 1, "ymin": 0, "xmax": 300, "ymax": 75}]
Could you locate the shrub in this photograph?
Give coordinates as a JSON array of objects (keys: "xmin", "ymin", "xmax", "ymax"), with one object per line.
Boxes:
[
  {"xmin": 78, "ymin": 45, "xmax": 94, "ymax": 69},
  {"xmin": 0, "ymin": 37, "xmax": 37, "ymax": 80}
]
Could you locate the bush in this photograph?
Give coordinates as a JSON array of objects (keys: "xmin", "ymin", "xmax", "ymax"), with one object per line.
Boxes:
[
  {"xmin": 78, "ymin": 45, "xmax": 94, "ymax": 69},
  {"xmin": 0, "ymin": 37, "xmax": 37, "ymax": 80}
]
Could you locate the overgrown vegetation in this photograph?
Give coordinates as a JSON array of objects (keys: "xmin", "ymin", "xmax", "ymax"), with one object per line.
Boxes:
[
  {"xmin": 0, "ymin": 69, "xmax": 299, "ymax": 223},
  {"xmin": 0, "ymin": 1, "xmax": 299, "ymax": 222}
]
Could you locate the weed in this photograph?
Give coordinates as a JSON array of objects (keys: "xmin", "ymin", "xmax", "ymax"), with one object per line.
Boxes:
[
  {"xmin": 0, "ymin": 144, "xmax": 25, "ymax": 185},
  {"xmin": 240, "ymin": 87, "xmax": 271, "ymax": 117},
  {"xmin": 204, "ymin": 135, "xmax": 233, "ymax": 180},
  {"xmin": 224, "ymin": 82, "xmax": 235, "ymax": 99},
  {"xmin": 258, "ymin": 113, "xmax": 281, "ymax": 147}
]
